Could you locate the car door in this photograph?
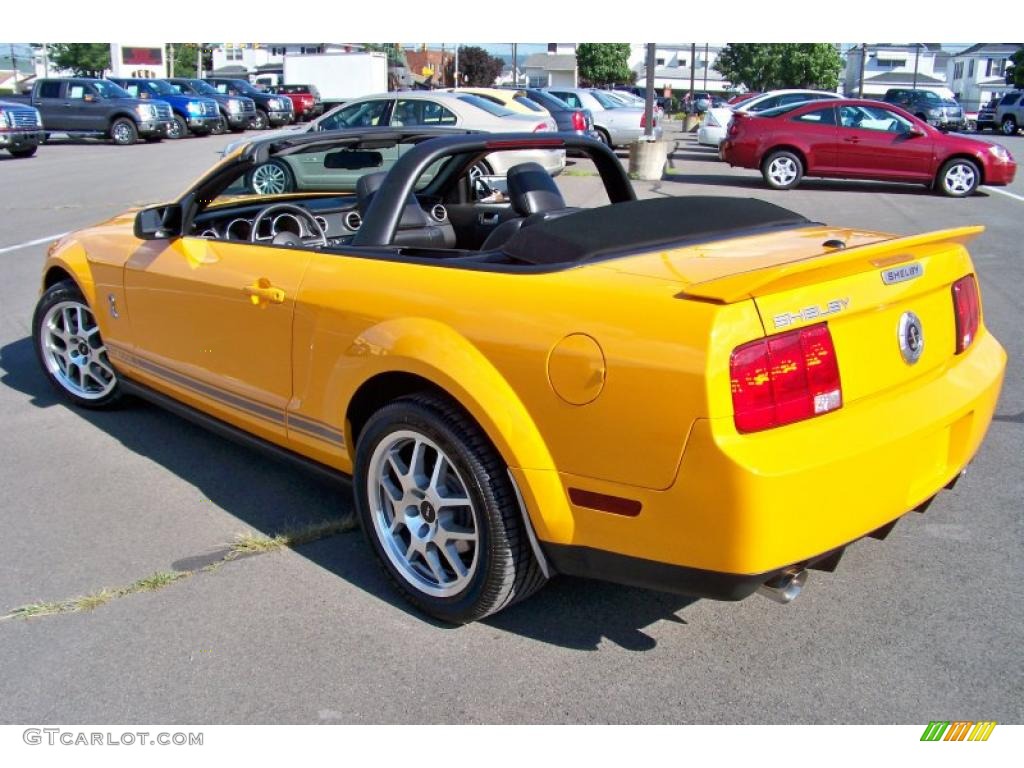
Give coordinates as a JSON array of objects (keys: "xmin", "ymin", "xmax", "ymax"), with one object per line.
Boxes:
[
  {"xmin": 787, "ymin": 105, "xmax": 839, "ymax": 173},
  {"xmin": 123, "ymin": 236, "xmax": 312, "ymax": 444},
  {"xmin": 34, "ymin": 80, "xmax": 67, "ymax": 130},
  {"xmin": 64, "ymin": 81, "xmax": 101, "ymax": 131},
  {"xmin": 835, "ymin": 105, "xmax": 934, "ymax": 181}
]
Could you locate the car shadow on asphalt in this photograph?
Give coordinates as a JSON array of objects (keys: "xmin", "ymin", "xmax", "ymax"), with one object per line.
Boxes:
[
  {"xmin": 1, "ymin": 336, "xmax": 698, "ymax": 649},
  {"xmin": 657, "ymin": 173, "xmax": 991, "ymax": 197}
]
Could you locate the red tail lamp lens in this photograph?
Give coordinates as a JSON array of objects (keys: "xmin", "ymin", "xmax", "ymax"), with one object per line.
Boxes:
[{"xmin": 730, "ymin": 323, "xmax": 842, "ymax": 433}]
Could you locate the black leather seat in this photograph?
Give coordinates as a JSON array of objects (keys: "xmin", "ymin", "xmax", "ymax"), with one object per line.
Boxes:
[{"xmin": 480, "ymin": 162, "xmax": 570, "ymax": 251}]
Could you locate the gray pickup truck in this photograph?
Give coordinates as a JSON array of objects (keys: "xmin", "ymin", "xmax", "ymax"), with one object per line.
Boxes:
[
  {"xmin": 994, "ymin": 91, "xmax": 1023, "ymax": 136},
  {"xmin": 0, "ymin": 99, "xmax": 44, "ymax": 157},
  {"xmin": 6, "ymin": 78, "xmax": 174, "ymax": 145}
]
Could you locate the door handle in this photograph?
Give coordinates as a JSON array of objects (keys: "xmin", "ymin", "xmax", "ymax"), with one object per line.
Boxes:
[
  {"xmin": 243, "ymin": 279, "xmax": 285, "ymax": 305},
  {"xmin": 843, "ymin": 136, "xmax": 860, "ymax": 143},
  {"xmin": 478, "ymin": 212, "xmax": 500, "ymax": 226}
]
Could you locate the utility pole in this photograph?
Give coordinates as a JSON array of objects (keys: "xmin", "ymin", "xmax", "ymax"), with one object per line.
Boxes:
[
  {"xmin": 197, "ymin": 44, "xmax": 203, "ymax": 78},
  {"xmin": 912, "ymin": 44, "xmax": 920, "ymax": 90},
  {"xmin": 168, "ymin": 43, "xmax": 175, "ymax": 77},
  {"xmin": 858, "ymin": 43, "xmax": 867, "ymax": 97},
  {"xmin": 689, "ymin": 42, "xmax": 696, "ymax": 103},
  {"xmin": 644, "ymin": 43, "xmax": 656, "ymax": 138},
  {"xmin": 703, "ymin": 43, "xmax": 708, "ymax": 91},
  {"xmin": 454, "ymin": 45, "xmax": 459, "ymax": 86},
  {"xmin": 512, "ymin": 43, "xmax": 517, "ymax": 87}
]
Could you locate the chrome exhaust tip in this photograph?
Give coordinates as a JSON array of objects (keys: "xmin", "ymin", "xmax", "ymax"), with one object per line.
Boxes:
[{"xmin": 756, "ymin": 569, "xmax": 808, "ymax": 604}]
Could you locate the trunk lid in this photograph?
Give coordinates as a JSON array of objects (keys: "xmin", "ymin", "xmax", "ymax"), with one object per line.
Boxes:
[{"xmin": 604, "ymin": 225, "xmax": 983, "ymax": 406}]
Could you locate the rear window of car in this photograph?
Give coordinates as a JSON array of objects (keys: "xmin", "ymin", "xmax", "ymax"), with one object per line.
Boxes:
[
  {"xmin": 455, "ymin": 94, "xmax": 514, "ymax": 117},
  {"xmin": 590, "ymin": 91, "xmax": 624, "ymax": 109},
  {"xmin": 513, "ymin": 95, "xmax": 546, "ymax": 113}
]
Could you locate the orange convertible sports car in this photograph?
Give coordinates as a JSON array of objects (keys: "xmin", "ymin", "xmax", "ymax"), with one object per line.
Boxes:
[{"xmin": 33, "ymin": 128, "xmax": 1006, "ymax": 622}]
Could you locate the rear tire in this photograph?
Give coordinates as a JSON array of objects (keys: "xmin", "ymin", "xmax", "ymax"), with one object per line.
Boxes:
[
  {"xmin": 937, "ymin": 158, "xmax": 980, "ymax": 197},
  {"xmin": 761, "ymin": 149, "xmax": 803, "ymax": 190},
  {"xmin": 10, "ymin": 146, "xmax": 37, "ymax": 158},
  {"xmin": 354, "ymin": 394, "xmax": 547, "ymax": 623}
]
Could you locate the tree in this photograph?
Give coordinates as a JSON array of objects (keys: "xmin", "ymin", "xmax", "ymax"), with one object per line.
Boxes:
[
  {"xmin": 576, "ymin": 43, "xmax": 633, "ymax": 87},
  {"xmin": 1008, "ymin": 48, "xmax": 1024, "ymax": 88},
  {"xmin": 714, "ymin": 44, "xmax": 843, "ymax": 91},
  {"xmin": 46, "ymin": 44, "xmax": 111, "ymax": 77},
  {"xmin": 446, "ymin": 46, "xmax": 504, "ymax": 87},
  {"xmin": 166, "ymin": 44, "xmax": 206, "ymax": 78}
]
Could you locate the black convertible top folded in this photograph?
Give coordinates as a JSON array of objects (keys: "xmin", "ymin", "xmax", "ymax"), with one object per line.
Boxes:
[{"xmin": 503, "ymin": 196, "xmax": 813, "ymax": 266}]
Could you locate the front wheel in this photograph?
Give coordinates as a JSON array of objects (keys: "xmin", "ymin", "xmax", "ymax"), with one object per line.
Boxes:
[
  {"xmin": 762, "ymin": 150, "xmax": 803, "ymax": 190},
  {"xmin": 167, "ymin": 114, "xmax": 187, "ymax": 140},
  {"xmin": 354, "ymin": 394, "xmax": 547, "ymax": 623},
  {"xmin": 210, "ymin": 116, "xmax": 228, "ymax": 135},
  {"xmin": 10, "ymin": 146, "xmax": 37, "ymax": 158},
  {"xmin": 32, "ymin": 280, "xmax": 121, "ymax": 409},
  {"xmin": 595, "ymin": 127, "xmax": 612, "ymax": 147},
  {"xmin": 109, "ymin": 118, "xmax": 138, "ymax": 146},
  {"xmin": 1001, "ymin": 116, "xmax": 1018, "ymax": 136},
  {"xmin": 252, "ymin": 109, "xmax": 269, "ymax": 130},
  {"xmin": 937, "ymin": 158, "xmax": 980, "ymax": 197}
]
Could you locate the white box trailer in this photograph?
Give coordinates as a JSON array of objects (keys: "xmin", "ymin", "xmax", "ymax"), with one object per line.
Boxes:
[{"xmin": 283, "ymin": 52, "xmax": 388, "ymax": 107}]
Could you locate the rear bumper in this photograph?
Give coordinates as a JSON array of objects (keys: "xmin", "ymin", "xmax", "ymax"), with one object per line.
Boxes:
[
  {"xmin": 488, "ymin": 147, "xmax": 567, "ymax": 177},
  {"xmin": 529, "ymin": 330, "xmax": 1005, "ymax": 595},
  {"xmin": 697, "ymin": 125, "xmax": 725, "ymax": 147}
]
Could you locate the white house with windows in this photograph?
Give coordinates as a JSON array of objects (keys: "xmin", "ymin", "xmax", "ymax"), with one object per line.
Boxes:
[
  {"xmin": 843, "ymin": 44, "xmax": 953, "ymax": 99},
  {"xmin": 627, "ymin": 44, "xmax": 730, "ymax": 94},
  {"xmin": 946, "ymin": 44, "xmax": 1020, "ymax": 112},
  {"xmin": 521, "ymin": 45, "xmax": 578, "ymax": 88}
]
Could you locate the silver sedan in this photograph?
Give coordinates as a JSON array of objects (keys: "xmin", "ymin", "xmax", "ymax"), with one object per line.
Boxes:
[{"xmin": 544, "ymin": 87, "xmax": 662, "ymax": 147}]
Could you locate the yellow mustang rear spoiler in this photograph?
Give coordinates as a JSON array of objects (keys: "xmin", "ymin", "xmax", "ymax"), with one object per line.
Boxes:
[{"xmin": 682, "ymin": 226, "xmax": 985, "ymax": 304}]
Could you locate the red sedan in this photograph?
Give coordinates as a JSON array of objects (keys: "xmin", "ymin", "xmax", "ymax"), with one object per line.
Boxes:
[
  {"xmin": 268, "ymin": 84, "xmax": 323, "ymax": 121},
  {"xmin": 721, "ymin": 98, "xmax": 1016, "ymax": 197}
]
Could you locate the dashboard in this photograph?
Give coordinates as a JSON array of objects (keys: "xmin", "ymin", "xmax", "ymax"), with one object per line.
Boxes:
[{"xmin": 190, "ymin": 194, "xmax": 451, "ymax": 248}]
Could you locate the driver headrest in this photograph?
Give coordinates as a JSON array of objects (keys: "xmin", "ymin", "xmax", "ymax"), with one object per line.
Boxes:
[{"xmin": 507, "ymin": 162, "xmax": 565, "ymax": 216}]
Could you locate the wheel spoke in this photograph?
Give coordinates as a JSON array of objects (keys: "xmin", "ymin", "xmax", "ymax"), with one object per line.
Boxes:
[
  {"xmin": 439, "ymin": 542, "xmax": 468, "ymax": 579},
  {"xmin": 438, "ymin": 521, "xmax": 475, "ymax": 543},
  {"xmin": 428, "ymin": 453, "xmax": 446, "ymax": 495},
  {"xmin": 423, "ymin": 546, "xmax": 446, "ymax": 584},
  {"xmin": 409, "ymin": 439, "xmax": 428, "ymax": 486}
]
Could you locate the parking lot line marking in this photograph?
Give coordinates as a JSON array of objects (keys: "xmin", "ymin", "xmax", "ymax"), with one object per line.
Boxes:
[
  {"xmin": 983, "ymin": 186, "xmax": 1024, "ymax": 204},
  {"xmin": 0, "ymin": 232, "xmax": 70, "ymax": 255}
]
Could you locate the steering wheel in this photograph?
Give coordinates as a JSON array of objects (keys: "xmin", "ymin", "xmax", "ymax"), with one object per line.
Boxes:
[{"xmin": 250, "ymin": 203, "xmax": 327, "ymax": 248}]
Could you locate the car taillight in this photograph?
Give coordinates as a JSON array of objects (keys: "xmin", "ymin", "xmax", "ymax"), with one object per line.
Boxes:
[
  {"xmin": 730, "ymin": 323, "xmax": 842, "ymax": 433},
  {"xmin": 571, "ymin": 111, "xmax": 586, "ymax": 131},
  {"xmin": 952, "ymin": 274, "xmax": 980, "ymax": 354},
  {"xmin": 727, "ymin": 118, "xmax": 740, "ymax": 137}
]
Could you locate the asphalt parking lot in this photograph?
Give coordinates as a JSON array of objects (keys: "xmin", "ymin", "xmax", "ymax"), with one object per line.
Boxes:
[{"xmin": 0, "ymin": 124, "xmax": 1021, "ymax": 724}]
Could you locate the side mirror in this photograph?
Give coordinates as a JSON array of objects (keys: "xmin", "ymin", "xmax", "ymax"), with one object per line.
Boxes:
[
  {"xmin": 473, "ymin": 174, "xmax": 509, "ymax": 202},
  {"xmin": 139, "ymin": 92, "xmax": 150, "ymax": 99},
  {"xmin": 83, "ymin": 93, "xmax": 97, "ymax": 103},
  {"xmin": 906, "ymin": 125, "xmax": 925, "ymax": 137},
  {"xmin": 134, "ymin": 205, "xmax": 182, "ymax": 240}
]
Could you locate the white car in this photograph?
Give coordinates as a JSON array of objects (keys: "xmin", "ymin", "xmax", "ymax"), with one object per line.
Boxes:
[
  {"xmin": 224, "ymin": 91, "xmax": 564, "ymax": 179},
  {"xmin": 697, "ymin": 89, "xmax": 839, "ymax": 148},
  {"xmin": 546, "ymin": 87, "xmax": 662, "ymax": 147}
]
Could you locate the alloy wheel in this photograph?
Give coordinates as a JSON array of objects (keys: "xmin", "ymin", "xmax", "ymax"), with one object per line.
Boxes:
[
  {"xmin": 250, "ymin": 163, "xmax": 289, "ymax": 195},
  {"xmin": 112, "ymin": 123, "xmax": 133, "ymax": 144},
  {"xmin": 943, "ymin": 163, "xmax": 976, "ymax": 195},
  {"xmin": 366, "ymin": 430, "xmax": 480, "ymax": 598},
  {"xmin": 38, "ymin": 300, "xmax": 117, "ymax": 401},
  {"xmin": 767, "ymin": 156, "xmax": 798, "ymax": 186}
]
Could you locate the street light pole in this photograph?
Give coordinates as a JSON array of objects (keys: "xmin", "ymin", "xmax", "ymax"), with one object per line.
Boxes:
[
  {"xmin": 858, "ymin": 43, "xmax": 867, "ymax": 98},
  {"xmin": 912, "ymin": 44, "xmax": 920, "ymax": 90},
  {"xmin": 644, "ymin": 43, "xmax": 656, "ymax": 138}
]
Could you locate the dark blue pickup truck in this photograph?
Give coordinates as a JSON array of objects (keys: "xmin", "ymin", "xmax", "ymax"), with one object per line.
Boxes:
[
  {"xmin": 108, "ymin": 78, "xmax": 221, "ymax": 138},
  {"xmin": 165, "ymin": 78, "xmax": 257, "ymax": 133},
  {"xmin": 203, "ymin": 78, "xmax": 293, "ymax": 130},
  {"xmin": 6, "ymin": 78, "xmax": 173, "ymax": 144}
]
